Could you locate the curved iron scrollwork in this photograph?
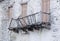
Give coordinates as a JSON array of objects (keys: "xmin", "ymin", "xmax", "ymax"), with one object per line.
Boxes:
[{"xmin": 8, "ymin": 11, "xmax": 51, "ymax": 34}]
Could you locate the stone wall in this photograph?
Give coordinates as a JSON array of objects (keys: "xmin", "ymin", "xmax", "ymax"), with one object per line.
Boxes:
[{"xmin": 0, "ymin": 0, "xmax": 60, "ymax": 41}]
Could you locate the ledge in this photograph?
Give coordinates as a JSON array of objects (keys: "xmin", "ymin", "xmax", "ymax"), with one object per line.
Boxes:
[{"xmin": 8, "ymin": 22, "xmax": 51, "ymax": 33}]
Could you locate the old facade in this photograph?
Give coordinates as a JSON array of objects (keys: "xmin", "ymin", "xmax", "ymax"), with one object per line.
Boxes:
[{"xmin": 0, "ymin": 0, "xmax": 60, "ymax": 41}]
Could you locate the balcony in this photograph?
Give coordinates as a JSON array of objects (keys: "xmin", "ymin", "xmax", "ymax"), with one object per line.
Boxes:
[{"xmin": 8, "ymin": 11, "xmax": 51, "ymax": 34}]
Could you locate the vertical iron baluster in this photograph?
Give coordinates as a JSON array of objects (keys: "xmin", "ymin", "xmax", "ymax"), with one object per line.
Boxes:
[
  {"xmin": 38, "ymin": 12, "xmax": 41, "ymax": 24},
  {"xmin": 33, "ymin": 14, "xmax": 36, "ymax": 24},
  {"xmin": 27, "ymin": 16, "xmax": 30, "ymax": 25},
  {"xmin": 49, "ymin": 14, "xmax": 51, "ymax": 23},
  {"xmin": 22, "ymin": 17, "xmax": 27, "ymax": 26},
  {"xmin": 16, "ymin": 19, "xmax": 20, "ymax": 27},
  {"xmin": 18, "ymin": 18, "xmax": 24, "ymax": 27},
  {"xmin": 9, "ymin": 18, "xmax": 13, "ymax": 28},
  {"xmin": 32, "ymin": 15, "xmax": 34, "ymax": 24},
  {"xmin": 34, "ymin": 14, "xmax": 36, "ymax": 24},
  {"xmin": 30, "ymin": 16, "xmax": 33, "ymax": 24},
  {"xmin": 31, "ymin": 15, "xmax": 33, "ymax": 24},
  {"xmin": 28, "ymin": 16, "xmax": 31, "ymax": 25}
]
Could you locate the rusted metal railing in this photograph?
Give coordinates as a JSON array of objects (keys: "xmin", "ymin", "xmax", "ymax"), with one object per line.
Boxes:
[{"xmin": 8, "ymin": 11, "xmax": 51, "ymax": 33}]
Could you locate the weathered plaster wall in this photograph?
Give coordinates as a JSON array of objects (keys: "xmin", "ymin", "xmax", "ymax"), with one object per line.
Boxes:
[
  {"xmin": 50, "ymin": 0, "xmax": 60, "ymax": 41},
  {"xmin": 0, "ymin": 0, "xmax": 60, "ymax": 41},
  {"xmin": 0, "ymin": 0, "xmax": 10, "ymax": 41},
  {"xmin": 13, "ymin": 0, "xmax": 60, "ymax": 41}
]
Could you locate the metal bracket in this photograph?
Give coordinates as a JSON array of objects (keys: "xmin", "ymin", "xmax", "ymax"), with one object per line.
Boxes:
[{"xmin": 40, "ymin": 22, "xmax": 51, "ymax": 29}]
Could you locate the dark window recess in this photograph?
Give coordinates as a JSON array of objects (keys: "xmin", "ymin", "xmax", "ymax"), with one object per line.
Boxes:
[
  {"xmin": 8, "ymin": 11, "xmax": 51, "ymax": 34},
  {"xmin": 0, "ymin": 0, "xmax": 4, "ymax": 2}
]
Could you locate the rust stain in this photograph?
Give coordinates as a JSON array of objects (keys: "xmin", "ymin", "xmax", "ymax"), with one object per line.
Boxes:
[
  {"xmin": 21, "ymin": 4, "xmax": 27, "ymax": 17},
  {"xmin": 8, "ymin": 8, "xmax": 12, "ymax": 18},
  {"xmin": 42, "ymin": 0, "xmax": 50, "ymax": 22},
  {"xmin": 20, "ymin": 3, "xmax": 27, "ymax": 27}
]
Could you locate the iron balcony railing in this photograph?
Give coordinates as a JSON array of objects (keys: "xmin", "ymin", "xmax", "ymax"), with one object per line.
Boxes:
[{"xmin": 8, "ymin": 11, "xmax": 51, "ymax": 33}]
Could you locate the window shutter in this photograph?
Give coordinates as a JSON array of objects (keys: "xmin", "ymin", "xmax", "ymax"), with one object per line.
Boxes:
[
  {"xmin": 41, "ymin": 0, "xmax": 50, "ymax": 29},
  {"xmin": 42, "ymin": 0, "xmax": 50, "ymax": 22},
  {"xmin": 8, "ymin": 5, "xmax": 13, "ymax": 18},
  {"xmin": 20, "ymin": 2, "xmax": 28, "ymax": 27}
]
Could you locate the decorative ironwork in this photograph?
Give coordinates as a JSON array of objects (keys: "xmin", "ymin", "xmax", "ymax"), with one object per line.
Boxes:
[{"xmin": 8, "ymin": 11, "xmax": 51, "ymax": 34}]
